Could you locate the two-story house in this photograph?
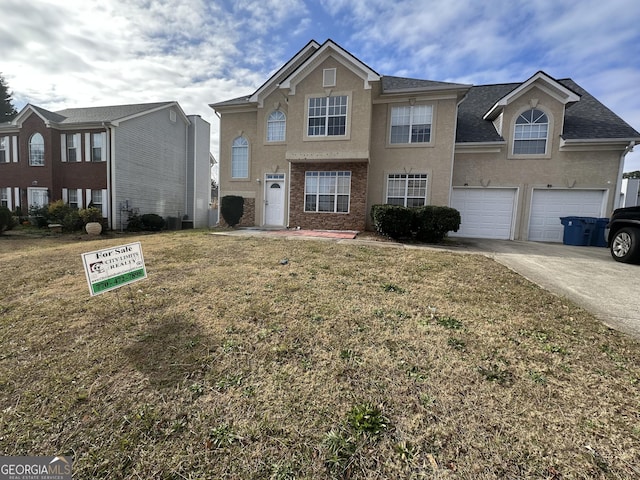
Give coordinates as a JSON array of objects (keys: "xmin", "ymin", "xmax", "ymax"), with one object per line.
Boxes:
[
  {"xmin": 210, "ymin": 39, "xmax": 640, "ymax": 241},
  {"xmin": 0, "ymin": 102, "xmax": 211, "ymax": 230}
]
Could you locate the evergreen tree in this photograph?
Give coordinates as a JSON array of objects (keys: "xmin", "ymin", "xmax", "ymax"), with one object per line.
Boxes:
[{"xmin": 0, "ymin": 74, "xmax": 17, "ymax": 122}]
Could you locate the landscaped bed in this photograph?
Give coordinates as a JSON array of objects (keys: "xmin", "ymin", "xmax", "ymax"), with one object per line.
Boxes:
[{"xmin": 0, "ymin": 230, "xmax": 638, "ymax": 479}]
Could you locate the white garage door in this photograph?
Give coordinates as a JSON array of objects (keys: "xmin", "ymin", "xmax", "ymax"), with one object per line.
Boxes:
[
  {"xmin": 528, "ymin": 189, "xmax": 606, "ymax": 242},
  {"xmin": 450, "ymin": 188, "xmax": 517, "ymax": 239}
]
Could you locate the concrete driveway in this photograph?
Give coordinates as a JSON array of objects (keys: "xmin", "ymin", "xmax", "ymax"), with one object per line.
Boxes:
[{"xmin": 452, "ymin": 238, "xmax": 640, "ymax": 340}]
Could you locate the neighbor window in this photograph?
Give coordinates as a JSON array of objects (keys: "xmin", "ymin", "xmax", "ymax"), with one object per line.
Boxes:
[
  {"xmin": 266, "ymin": 111, "xmax": 286, "ymax": 142},
  {"xmin": 514, "ymin": 109, "xmax": 548, "ymax": 154},
  {"xmin": 68, "ymin": 189, "xmax": 79, "ymax": 209},
  {"xmin": 66, "ymin": 134, "xmax": 78, "ymax": 162},
  {"xmin": 304, "ymin": 171, "xmax": 351, "ymax": 213},
  {"xmin": 29, "ymin": 133, "xmax": 45, "ymax": 166},
  {"xmin": 90, "ymin": 190, "xmax": 102, "ymax": 211},
  {"xmin": 91, "ymin": 133, "xmax": 103, "ymax": 161},
  {"xmin": 390, "ymin": 105, "xmax": 432, "ymax": 144},
  {"xmin": 307, "ymin": 95, "xmax": 347, "ymax": 137},
  {"xmin": 231, "ymin": 136, "xmax": 249, "ymax": 178},
  {"xmin": 0, "ymin": 187, "xmax": 8, "ymax": 207},
  {"xmin": 386, "ymin": 173, "xmax": 428, "ymax": 207},
  {"xmin": 0, "ymin": 137, "xmax": 7, "ymax": 163}
]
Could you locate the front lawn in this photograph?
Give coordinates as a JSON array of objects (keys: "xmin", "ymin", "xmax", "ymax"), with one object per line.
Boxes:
[{"xmin": 0, "ymin": 231, "xmax": 638, "ymax": 479}]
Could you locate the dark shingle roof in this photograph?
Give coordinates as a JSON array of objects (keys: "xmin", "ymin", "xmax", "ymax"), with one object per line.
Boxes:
[
  {"xmin": 382, "ymin": 76, "xmax": 470, "ymax": 92},
  {"xmin": 456, "ymin": 79, "xmax": 640, "ymax": 143}
]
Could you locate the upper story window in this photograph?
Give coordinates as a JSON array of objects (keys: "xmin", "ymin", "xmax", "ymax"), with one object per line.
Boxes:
[
  {"xmin": 386, "ymin": 173, "xmax": 428, "ymax": 207},
  {"xmin": 304, "ymin": 171, "xmax": 351, "ymax": 213},
  {"xmin": 390, "ymin": 105, "xmax": 432, "ymax": 144},
  {"xmin": 231, "ymin": 136, "xmax": 249, "ymax": 178},
  {"xmin": 308, "ymin": 95, "xmax": 347, "ymax": 137},
  {"xmin": 66, "ymin": 133, "xmax": 79, "ymax": 162},
  {"xmin": 0, "ymin": 136, "xmax": 8, "ymax": 163},
  {"xmin": 266, "ymin": 111, "xmax": 286, "ymax": 142},
  {"xmin": 513, "ymin": 109, "xmax": 548, "ymax": 155},
  {"xmin": 29, "ymin": 133, "xmax": 45, "ymax": 166},
  {"xmin": 91, "ymin": 133, "xmax": 103, "ymax": 161}
]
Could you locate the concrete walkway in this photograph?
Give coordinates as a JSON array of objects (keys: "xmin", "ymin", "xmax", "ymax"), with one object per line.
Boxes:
[{"xmin": 211, "ymin": 229, "xmax": 640, "ymax": 340}]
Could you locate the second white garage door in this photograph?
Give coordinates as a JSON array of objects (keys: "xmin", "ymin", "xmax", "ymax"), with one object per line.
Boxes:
[
  {"xmin": 450, "ymin": 188, "xmax": 517, "ymax": 239},
  {"xmin": 528, "ymin": 189, "xmax": 606, "ymax": 242}
]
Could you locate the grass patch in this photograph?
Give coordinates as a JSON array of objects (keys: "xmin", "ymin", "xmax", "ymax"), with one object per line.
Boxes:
[{"xmin": 1, "ymin": 230, "xmax": 639, "ymax": 478}]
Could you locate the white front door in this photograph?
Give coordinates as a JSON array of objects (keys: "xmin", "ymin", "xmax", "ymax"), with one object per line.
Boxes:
[
  {"xmin": 27, "ymin": 187, "xmax": 49, "ymax": 208},
  {"xmin": 265, "ymin": 175, "xmax": 285, "ymax": 226}
]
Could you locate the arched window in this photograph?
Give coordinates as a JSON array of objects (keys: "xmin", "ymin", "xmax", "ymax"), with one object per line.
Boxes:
[
  {"xmin": 514, "ymin": 109, "xmax": 548, "ymax": 155},
  {"xmin": 267, "ymin": 111, "xmax": 286, "ymax": 142},
  {"xmin": 29, "ymin": 133, "xmax": 45, "ymax": 166},
  {"xmin": 231, "ymin": 136, "xmax": 249, "ymax": 178}
]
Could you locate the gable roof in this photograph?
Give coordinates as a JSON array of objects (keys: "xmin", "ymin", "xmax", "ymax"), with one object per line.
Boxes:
[
  {"xmin": 456, "ymin": 77, "xmax": 640, "ymax": 143},
  {"xmin": 3, "ymin": 101, "xmax": 183, "ymax": 129}
]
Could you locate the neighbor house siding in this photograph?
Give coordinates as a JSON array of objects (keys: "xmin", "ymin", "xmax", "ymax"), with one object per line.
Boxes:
[{"xmin": 113, "ymin": 108, "xmax": 188, "ymax": 228}]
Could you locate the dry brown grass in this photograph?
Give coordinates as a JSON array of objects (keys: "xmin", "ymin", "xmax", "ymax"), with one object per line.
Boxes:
[{"xmin": 0, "ymin": 229, "xmax": 639, "ymax": 479}]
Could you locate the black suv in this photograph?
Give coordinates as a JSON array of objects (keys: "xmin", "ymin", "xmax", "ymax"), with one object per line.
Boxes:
[{"xmin": 607, "ymin": 206, "xmax": 640, "ymax": 263}]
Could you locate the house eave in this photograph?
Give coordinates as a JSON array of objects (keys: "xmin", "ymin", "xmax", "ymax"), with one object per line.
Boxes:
[
  {"xmin": 559, "ymin": 138, "xmax": 640, "ymax": 151},
  {"xmin": 286, "ymin": 151, "xmax": 370, "ymax": 163},
  {"xmin": 455, "ymin": 141, "xmax": 506, "ymax": 154}
]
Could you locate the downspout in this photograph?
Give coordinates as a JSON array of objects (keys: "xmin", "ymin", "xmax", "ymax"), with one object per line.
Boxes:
[
  {"xmin": 102, "ymin": 122, "xmax": 114, "ymax": 230},
  {"xmin": 449, "ymin": 91, "xmax": 469, "ymax": 206},
  {"xmin": 214, "ymin": 110, "xmax": 221, "ymax": 225},
  {"xmin": 614, "ymin": 141, "xmax": 635, "ymax": 210}
]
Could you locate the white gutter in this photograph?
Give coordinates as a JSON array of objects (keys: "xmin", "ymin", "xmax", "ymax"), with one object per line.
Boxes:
[{"xmin": 614, "ymin": 141, "xmax": 635, "ymax": 210}]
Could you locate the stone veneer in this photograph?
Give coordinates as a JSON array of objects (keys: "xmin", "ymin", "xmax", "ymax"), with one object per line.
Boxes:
[{"xmin": 288, "ymin": 162, "xmax": 368, "ymax": 231}]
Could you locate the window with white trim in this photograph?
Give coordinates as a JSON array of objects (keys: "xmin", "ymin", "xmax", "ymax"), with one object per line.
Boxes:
[
  {"xmin": 231, "ymin": 136, "xmax": 249, "ymax": 178},
  {"xmin": 308, "ymin": 95, "xmax": 347, "ymax": 137},
  {"xmin": 68, "ymin": 189, "xmax": 79, "ymax": 209},
  {"xmin": 266, "ymin": 111, "xmax": 286, "ymax": 142},
  {"xmin": 304, "ymin": 171, "xmax": 351, "ymax": 213},
  {"xmin": 513, "ymin": 109, "xmax": 548, "ymax": 154},
  {"xmin": 386, "ymin": 173, "xmax": 428, "ymax": 207},
  {"xmin": 390, "ymin": 105, "xmax": 432, "ymax": 144},
  {"xmin": 0, "ymin": 136, "xmax": 8, "ymax": 163},
  {"xmin": 91, "ymin": 133, "xmax": 103, "ymax": 161},
  {"xmin": 0, "ymin": 187, "xmax": 9, "ymax": 207},
  {"xmin": 66, "ymin": 133, "xmax": 78, "ymax": 162},
  {"xmin": 90, "ymin": 190, "xmax": 102, "ymax": 211},
  {"xmin": 29, "ymin": 133, "xmax": 45, "ymax": 166}
]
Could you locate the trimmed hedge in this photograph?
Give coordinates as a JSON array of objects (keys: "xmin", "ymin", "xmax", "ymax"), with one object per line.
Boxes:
[
  {"xmin": 221, "ymin": 195, "xmax": 244, "ymax": 227},
  {"xmin": 370, "ymin": 204, "xmax": 461, "ymax": 243},
  {"xmin": 0, "ymin": 206, "xmax": 16, "ymax": 234}
]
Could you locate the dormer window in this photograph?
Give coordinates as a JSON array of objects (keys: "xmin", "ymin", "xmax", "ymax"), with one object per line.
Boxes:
[{"xmin": 514, "ymin": 109, "xmax": 548, "ymax": 155}]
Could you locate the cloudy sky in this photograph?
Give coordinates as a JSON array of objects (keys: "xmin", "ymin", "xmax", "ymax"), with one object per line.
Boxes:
[{"xmin": 2, "ymin": 0, "xmax": 640, "ymax": 176}]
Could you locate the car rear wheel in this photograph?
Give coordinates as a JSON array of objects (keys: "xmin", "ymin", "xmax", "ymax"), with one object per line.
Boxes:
[{"xmin": 610, "ymin": 227, "xmax": 640, "ymax": 264}]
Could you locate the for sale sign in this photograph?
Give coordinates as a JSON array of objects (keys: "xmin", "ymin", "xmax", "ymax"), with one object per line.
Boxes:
[{"xmin": 81, "ymin": 242, "xmax": 147, "ymax": 296}]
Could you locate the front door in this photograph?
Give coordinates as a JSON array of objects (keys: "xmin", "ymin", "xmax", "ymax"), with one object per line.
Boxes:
[{"xmin": 265, "ymin": 174, "xmax": 285, "ymax": 226}]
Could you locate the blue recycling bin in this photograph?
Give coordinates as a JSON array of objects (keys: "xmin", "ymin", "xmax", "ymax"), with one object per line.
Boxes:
[
  {"xmin": 590, "ymin": 217, "xmax": 609, "ymax": 247},
  {"xmin": 560, "ymin": 217, "xmax": 596, "ymax": 246}
]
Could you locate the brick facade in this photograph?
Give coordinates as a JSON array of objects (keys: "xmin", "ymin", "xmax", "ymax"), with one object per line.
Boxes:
[
  {"xmin": 220, "ymin": 197, "xmax": 256, "ymax": 227},
  {"xmin": 289, "ymin": 162, "xmax": 368, "ymax": 231}
]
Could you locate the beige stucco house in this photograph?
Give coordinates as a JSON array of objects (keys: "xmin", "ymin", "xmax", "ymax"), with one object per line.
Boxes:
[{"xmin": 211, "ymin": 39, "xmax": 640, "ymax": 241}]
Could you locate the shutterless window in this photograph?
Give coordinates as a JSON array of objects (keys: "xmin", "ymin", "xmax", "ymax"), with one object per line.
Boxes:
[
  {"xmin": 0, "ymin": 137, "xmax": 7, "ymax": 163},
  {"xmin": 304, "ymin": 171, "xmax": 351, "ymax": 213},
  {"xmin": 91, "ymin": 133, "xmax": 103, "ymax": 161},
  {"xmin": 514, "ymin": 109, "xmax": 548, "ymax": 154},
  {"xmin": 29, "ymin": 133, "xmax": 45, "ymax": 166},
  {"xmin": 387, "ymin": 174, "xmax": 428, "ymax": 207},
  {"xmin": 390, "ymin": 105, "xmax": 432, "ymax": 144},
  {"xmin": 266, "ymin": 111, "xmax": 286, "ymax": 142},
  {"xmin": 231, "ymin": 136, "xmax": 249, "ymax": 178},
  {"xmin": 308, "ymin": 95, "xmax": 347, "ymax": 137}
]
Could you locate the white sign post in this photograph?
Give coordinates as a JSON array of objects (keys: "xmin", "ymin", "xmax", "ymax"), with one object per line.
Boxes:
[{"xmin": 81, "ymin": 242, "xmax": 147, "ymax": 296}]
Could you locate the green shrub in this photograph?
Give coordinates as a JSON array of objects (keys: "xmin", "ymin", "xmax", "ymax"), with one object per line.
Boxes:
[
  {"xmin": 126, "ymin": 213, "xmax": 143, "ymax": 232},
  {"xmin": 370, "ymin": 204, "xmax": 413, "ymax": 239},
  {"xmin": 79, "ymin": 207, "xmax": 103, "ymax": 224},
  {"xmin": 221, "ymin": 195, "xmax": 244, "ymax": 227},
  {"xmin": 62, "ymin": 210, "xmax": 83, "ymax": 232},
  {"xmin": 28, "ymin": 205, "xmax": 49, "ymax": 228},
  {"xmin": 141, "ymin": 213, "xmax": 165, "ymax": 231},
  {"xmin": 0, "ymin": 206, "xmax": 17, "ymax": 234},
  {"xmin": 412, "ymin": 205, "xmax": 461, "ymax": 243},
  {"xmin": 48, "ymin": 200, "xmax": 73, "ymax": 224}
]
